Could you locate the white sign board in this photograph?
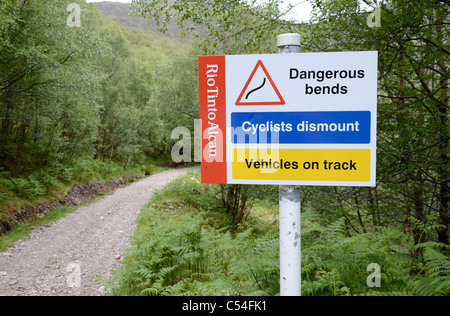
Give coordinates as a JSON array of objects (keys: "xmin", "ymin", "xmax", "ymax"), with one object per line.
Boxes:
[{"xmin": 199, "ymin": 51, "xmax": 378, "ymax": 186}]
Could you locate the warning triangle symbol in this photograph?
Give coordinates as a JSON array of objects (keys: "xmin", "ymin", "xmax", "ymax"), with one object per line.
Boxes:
[{"xmin": 235, "ymin": 60, "xmax": 285, "ymax": 106}]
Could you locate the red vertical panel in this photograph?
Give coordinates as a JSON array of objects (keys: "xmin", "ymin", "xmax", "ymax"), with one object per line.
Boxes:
[{"xmin": 198, "ymin": 56, "xmax": 227, "ymax": 184}]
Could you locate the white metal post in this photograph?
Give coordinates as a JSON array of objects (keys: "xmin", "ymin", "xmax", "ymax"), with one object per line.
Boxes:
[{"xmin": 278, "ymin": 33, "xmax": 301, "ymax": 297}]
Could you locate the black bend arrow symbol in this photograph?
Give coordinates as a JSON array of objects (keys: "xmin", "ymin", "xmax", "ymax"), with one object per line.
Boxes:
[{"xmin": 245, "ymin": 78, "xmax": 266, "ymax": 100}]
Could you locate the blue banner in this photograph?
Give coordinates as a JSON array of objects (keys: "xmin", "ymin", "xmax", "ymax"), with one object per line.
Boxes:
[{"xmin": 231, "ymin": 111, "xmax": 371, "ymax": 144}]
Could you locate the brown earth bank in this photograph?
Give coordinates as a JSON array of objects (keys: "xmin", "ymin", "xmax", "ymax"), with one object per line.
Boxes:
[{"xmin": 0, "ymin": 175, "xmax": 144, "ymax": 236}]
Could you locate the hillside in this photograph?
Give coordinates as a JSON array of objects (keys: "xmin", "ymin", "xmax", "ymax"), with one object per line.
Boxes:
[{"xmin": 94, "ymin": 1, "xmax": 184, "ymax": 40}]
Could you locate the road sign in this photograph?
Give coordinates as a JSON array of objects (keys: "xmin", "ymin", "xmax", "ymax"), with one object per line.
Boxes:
[
  {"xmin": 235, "ymin": 60, "xmax": 285, "ymax": 106},
  {"xmin": 199, "ymin": 51, "xmax": 378, "ymax": 186}
]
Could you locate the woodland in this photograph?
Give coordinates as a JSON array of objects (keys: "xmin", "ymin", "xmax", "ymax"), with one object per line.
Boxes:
[{"xmin": 0, "ymin": 0, "xmax": 448, "ymax": 296}]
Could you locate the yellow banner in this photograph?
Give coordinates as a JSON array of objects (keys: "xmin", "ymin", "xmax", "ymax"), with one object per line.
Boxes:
[{"xmin": 232, "ymin": 148, "xmax": 371, "ymax": 182}]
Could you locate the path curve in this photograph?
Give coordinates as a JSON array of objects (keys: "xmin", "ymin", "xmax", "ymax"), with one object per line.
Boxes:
[{"xmin": 0, "ymin": 167, "xmax": 199, "ymax": 296}]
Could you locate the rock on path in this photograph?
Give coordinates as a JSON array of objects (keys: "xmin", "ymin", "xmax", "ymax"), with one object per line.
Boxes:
[{"xmin": 0, "ymin": 167, "xmax": 199, "ymax": 296}]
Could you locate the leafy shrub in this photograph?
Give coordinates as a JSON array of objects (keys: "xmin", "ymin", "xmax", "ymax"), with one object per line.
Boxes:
[
  {"xmin": 0, "ymin": 186, "xmax": 7, "ymax": 204},
  {"xmin": 72, "ymin": 156, "xmax": 107, "ymax": 182},
  {"xmin": 0, "ymin": 172, "xmax": 11, "ymax": 203},
  {"xmin": 57, "ymin": 165, "xmax": 74, "ymax": 183},
  {"xmin": 39, "ymin": 174, "xmax": 61, "ymax": 194},
  {"xmin": 4, "ymin": 176, "xmax": 45, "ymax": 200},
  {"xmin": 219, "ymin": 184, "xmax": 277, "ymax": 226}
]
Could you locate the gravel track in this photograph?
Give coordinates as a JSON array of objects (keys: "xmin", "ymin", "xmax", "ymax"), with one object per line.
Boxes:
[{"xmin": 0, "ymin": 167, "xmax": 198, "ymax": 296}]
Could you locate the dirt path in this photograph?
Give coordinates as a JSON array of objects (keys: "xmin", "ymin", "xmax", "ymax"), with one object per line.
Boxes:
[{"xmin": 0, "ymin": 167, "xmax": 199, "ymax": 296}]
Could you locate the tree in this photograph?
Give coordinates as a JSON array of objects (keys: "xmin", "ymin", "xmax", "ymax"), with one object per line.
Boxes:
[
  {"xmin": 0, "ymin": 0, "xmax": 106, "ymax": 170},
  {"xmin": 299, "ymin": 0, "xmax": 449, "ymax": 244},
  {"xmin": 131, "ymin": 0, "xmax": 296, "ymax": 54}
]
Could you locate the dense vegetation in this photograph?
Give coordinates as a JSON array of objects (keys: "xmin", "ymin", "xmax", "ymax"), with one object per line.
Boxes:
[
  {"xmin": 0, "ymin": 0, "xmax": 191, "ymax": 231},
  {"xmin": 0, "ymin": 0, "xmax": 448, "ymax": 296},
  {"xmin": 108, "ymin": 171, "xmax": 450, "ymax": 296}
]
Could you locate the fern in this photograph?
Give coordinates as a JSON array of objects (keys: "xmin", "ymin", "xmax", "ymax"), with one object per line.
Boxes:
[
  {"xmin": 0, "ymin": 185, "xmax": 7, "ymax": 204},
  {"xmin": 8, "ymin": 176, "xmax": 45, "ymax": 200},
  {"xmin": 108, "ymin": 197, "xmax": 280, "ymax": 296},
  {"xmin": 423, "ymin": 247, "xmax": 450, "ymax": 295},
  {"xmin": 302, "ymin": 269, "xmax": 351, "ymax": 296},
  {"xmin": 226, "ymin": 231, "xmax": 279, "ymax": 296},
  {"xmin": 301, "ymin": 208, "xmax": 417, "ymax": 296}
]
